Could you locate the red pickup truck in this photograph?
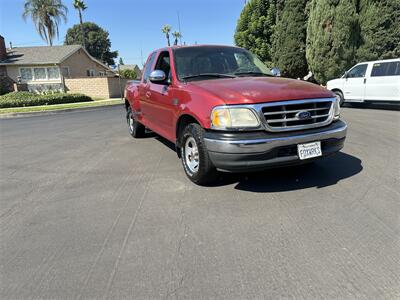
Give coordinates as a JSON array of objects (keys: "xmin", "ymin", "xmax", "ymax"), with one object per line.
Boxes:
[{"xmin": 124, "ymin": 45, "xmax": 347, "ymax": 185}]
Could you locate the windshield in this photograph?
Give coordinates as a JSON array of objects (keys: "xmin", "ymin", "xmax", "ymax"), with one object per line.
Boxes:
[{"xmin": 173, "ymin": 46, "xmax": 271, "ymax": 81}]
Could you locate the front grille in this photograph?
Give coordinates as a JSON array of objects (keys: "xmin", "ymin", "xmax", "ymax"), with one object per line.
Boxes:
[{"xmin": 261, "ymin": 99, "xmax": 334, "ymax": 132}]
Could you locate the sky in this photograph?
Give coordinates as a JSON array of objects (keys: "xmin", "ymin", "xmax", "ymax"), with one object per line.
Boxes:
[{"xmin": 0, "ymin": 0, "xmax": 245, "ymax": 66}]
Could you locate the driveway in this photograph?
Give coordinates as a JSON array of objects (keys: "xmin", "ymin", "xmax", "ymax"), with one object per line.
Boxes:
[{"xmin": 1, "ymin": 106, "xmax": 399, "ymax": 299}]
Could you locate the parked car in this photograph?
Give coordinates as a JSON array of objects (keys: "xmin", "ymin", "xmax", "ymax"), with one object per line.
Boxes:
[
  {"xmin": 124, "ymin": 45, "xmax": 347, "ymax": 185},
  {"xmin": 327, "ymin": 58, "xmax": 400, "ymax": 106}
]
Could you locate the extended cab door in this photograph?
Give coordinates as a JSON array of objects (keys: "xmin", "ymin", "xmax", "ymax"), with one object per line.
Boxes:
[
  {"xmin": 146, "ymin": 50, "xmax": 177, "ymax": 141},
  {"xmin": 343, "ymin": 63, "xmax": 368, "ymax": 102},
  {"xmin": 138, "ymin": 52, "xmax": 157, "ymax": 126},
  {"xmin": 364, "ymin": 60, "xmax": 400, "ymax": 102}
]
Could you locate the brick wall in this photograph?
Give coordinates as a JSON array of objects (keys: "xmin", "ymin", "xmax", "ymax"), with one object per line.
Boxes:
[{"xmin": 64, "ymin": 77, "xmax": 127, "ymax": 99}]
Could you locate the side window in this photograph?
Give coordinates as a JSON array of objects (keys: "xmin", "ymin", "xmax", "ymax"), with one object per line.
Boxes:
[
  {"xmin": 371, "ymin": 62, "xmax": 391, "ymax": 77},
  {"xmin": 154, "ymin": 51, "xmax": 171, "ymax": 84},
  {"xmin": 143, "ymin": 52, "xmax": 157, "ymax": 83},
  {"xmin": 347, "ymin": 64, "xmax": 367, "ymax": 78},
  {"xmin": 385, "ymin": 62, "xmax": 400, "ymax": 76}
]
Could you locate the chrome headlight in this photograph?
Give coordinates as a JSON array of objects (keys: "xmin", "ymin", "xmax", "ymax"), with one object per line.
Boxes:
[
  {"xmin": 211, "ymin": 106, "xmax": 260, "ymax": 130},
  {"xmin": 333, "ymin": 97, "xmax": 341, "ymax": 120}
]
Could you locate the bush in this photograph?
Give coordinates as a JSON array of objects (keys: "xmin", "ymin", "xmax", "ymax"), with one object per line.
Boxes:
[{"xmin": 0, "ymin": 92, "xmax": 93, "ymax": 108}]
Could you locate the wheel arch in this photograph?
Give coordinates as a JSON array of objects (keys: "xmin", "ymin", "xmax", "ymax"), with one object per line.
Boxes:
[
  {"xmin": 331, "ymin": 88, "xmax": 343, "ymax": 94},
  {"xmin": 175, "ymin": 114, "xmax": 201, "ymax": 149},
  {"xmin": 331, "ymin": 89, "xmax": 345, "ymax": 106}
]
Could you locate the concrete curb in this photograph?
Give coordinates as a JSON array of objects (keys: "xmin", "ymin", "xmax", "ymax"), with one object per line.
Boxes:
[{"xmin": 0, "ymin": 102, "xmax": 123, "ymax": 119}]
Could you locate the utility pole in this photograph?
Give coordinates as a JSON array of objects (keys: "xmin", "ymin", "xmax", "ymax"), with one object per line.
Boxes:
[{"xmin": 177, "ymin": 11, "xmax": 182, "ymax": 46}]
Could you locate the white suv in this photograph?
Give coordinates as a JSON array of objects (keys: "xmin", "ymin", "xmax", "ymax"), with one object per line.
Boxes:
[{"xmin": 327, "ymin": 58, "xmax": 400, "ymax": 106}]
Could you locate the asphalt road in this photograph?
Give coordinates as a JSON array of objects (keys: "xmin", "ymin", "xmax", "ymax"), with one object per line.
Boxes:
[{"xmin": 1, "ymin": 105, "xmax": 399, "ymax": 299}]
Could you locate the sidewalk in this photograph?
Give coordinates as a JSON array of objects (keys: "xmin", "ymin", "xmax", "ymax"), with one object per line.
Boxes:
[{"xmin": 0, "ymin": 98, "xmax": 123, "ymax": 118}]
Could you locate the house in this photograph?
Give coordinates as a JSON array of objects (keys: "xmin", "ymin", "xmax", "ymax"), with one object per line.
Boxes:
[
  {"xmin": 118, "ymin": 64, "xmax": 142, "ymax": 79},
  {"xmin": 0, "ymin": 35, "xmax": 125, "ymax": 98}
]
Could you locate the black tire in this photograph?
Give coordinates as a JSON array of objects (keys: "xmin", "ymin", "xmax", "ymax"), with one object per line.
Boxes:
[
  {"xmin": 180, "ymin": 123, "xmax": 218, "ymax": 185},
  {"xmin": 334, "ymin": 90, "xmax": 345, "ymax": 107},
  {"xmin": 126, "ymin": 106, "xmax": 145, "ymax": 138}
]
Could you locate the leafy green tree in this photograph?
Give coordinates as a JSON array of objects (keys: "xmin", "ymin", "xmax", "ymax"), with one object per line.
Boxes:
[
  {"xmin": 272, "ymin": 0, "xmax": 309, "ymax": 78},
  {"xmin": 22, "ymin": 0, "xmax": 68, "ymax": 46},
  {"xmin": 119, "ymin": 57, "xmax": 124, "ymax": 65},
  {"xmin": 306, "ymin": 0, "xmax": 360, "ymax": 83},
  {"xmin": 357, "ymin": 0, "xmax": 400, "ymax": 61},
  {"xmin": 161, "ymin": 25, "xmax": 172, "ymax": 47},
  {"xmin": 234, "ymin": 0, "xmax": 278, "ymax": 64},
  {"xmin": 65, "ymin": 22, "xmax": 118, "ymax": 65},
  {"xmin": 73, "ymin": 0, "xmax": 87, "ymax": 49},
  {"xmin": 120, "ymin": 69, "xmax": 137, "ymax": 79}
]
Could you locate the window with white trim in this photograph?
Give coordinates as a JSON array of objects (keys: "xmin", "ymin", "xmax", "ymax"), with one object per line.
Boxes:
[
  {"xmin": 47, "ymin": 67, "xmax": 60, "ymax": 79},
  {"xmin": 34, "ymin": 68, "xmax": 47, "ymax": 80},
  {"xmin": 19, "ymin": 66, "xmax": 61, "ymax": 81},
  {"xmin": 20, "ymin": 68, "xmax": 33, "ymax": 80}
]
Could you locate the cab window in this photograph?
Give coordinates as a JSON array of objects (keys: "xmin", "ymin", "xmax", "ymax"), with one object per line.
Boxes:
[{"xmin": 347, "ymin": 64, "xmax": 367, "ymax": 78}]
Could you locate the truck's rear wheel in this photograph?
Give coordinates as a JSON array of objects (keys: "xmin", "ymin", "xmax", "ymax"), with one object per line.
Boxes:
[
  {"xmin": 126, "ymin": 106, "xmax": 145, "ymax": 138},
  {"xmin": 180, "ymin": 124, "xmax": 217, "ymax": 185}
]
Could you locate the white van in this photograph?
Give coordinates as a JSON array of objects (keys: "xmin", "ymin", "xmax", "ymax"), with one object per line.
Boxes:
[{"xmin": 327, "ymin": 58, "xmax": 400, "ymax": 106}]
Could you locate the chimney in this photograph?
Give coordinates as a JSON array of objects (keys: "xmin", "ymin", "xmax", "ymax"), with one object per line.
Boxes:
[{"xmin": 0, "ymin": 35, "xmax": 6, "ymax": 61}]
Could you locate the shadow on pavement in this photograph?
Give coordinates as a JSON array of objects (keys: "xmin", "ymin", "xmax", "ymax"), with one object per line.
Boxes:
[
  {"xmin": 153, "ymin": 135, "xmax": 363, "ymax": 192},
  {"xmin": 229, "ymin": 152, "xmax": 363, "ymax": 192}
]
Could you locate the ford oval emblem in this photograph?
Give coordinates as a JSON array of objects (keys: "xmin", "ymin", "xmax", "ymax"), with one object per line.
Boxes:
[{"xmin": 296, "ymin": 110, "xmax": 312, "ymax": 120}]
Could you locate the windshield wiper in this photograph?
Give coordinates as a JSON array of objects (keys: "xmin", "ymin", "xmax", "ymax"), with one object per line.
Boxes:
[
  {"xmin": 234, "ymin": 71, "xmax": 272, "ymax": 77},
  {"xmin": 181, "ymin": 73, "xmax": 236, "ymax": 81}
]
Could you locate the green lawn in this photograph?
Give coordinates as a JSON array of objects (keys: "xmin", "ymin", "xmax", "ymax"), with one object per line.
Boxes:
[{"xmin": 0, "ymin": 99, "xmax": 122, "ymax": 115}]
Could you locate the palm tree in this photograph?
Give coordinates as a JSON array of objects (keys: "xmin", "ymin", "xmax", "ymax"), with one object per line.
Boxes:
[
  {"xmin": 73, "ymin": 0, "xmax": 87, "ymax": 49},
  {"xmin": 161, "ymin": 25, "xmax": 171, "ymax": 46},
  {"xmin": 23, "ymin": 0, "xmax": 68, "ymax": 46},
  {"xmin": 172, "ymin": 31, "xmax": 182, "ymax": 46}
]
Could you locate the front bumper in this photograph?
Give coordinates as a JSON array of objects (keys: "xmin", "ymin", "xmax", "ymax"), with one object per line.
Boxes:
[{"xmin": 204, "ymin": 120, "xmax": 347, "ymax": 172}]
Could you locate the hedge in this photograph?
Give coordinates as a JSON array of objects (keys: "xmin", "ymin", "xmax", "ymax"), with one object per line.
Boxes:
[{"xmin": 0, "ymin": 92, "xmax": 93, "ymax": 108}]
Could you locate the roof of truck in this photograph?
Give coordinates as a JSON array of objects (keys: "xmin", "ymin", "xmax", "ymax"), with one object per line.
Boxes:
[{"xmin": 154, "ymin": 44, "xmax": 243, "ymax": 52}]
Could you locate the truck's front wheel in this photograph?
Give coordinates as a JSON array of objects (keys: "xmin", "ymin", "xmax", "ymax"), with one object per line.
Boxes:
[
  {"xmin": 180, "ymin": 124, "xmax": 217, "ymax": 185},
  {"xmin": 127, "ymin": 106, "xmax": 145, "ymax": 138}
]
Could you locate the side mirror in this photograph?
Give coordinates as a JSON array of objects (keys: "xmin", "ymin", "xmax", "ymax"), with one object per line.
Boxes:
[
  {"xmin": 344, "ymin": 71, "xmax": 349, "ymax": 78},
  {"xmin": 149, "ymin": 70, "xmax": 166, "ymax": 83},
  {"xmin": 270, "ymin": 67, "xmax": 281, "ymax": 77}
]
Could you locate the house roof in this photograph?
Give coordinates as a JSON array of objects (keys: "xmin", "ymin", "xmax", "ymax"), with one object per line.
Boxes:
[
  {"xmin": 0, "ymin": 45, "xmax": 82, "ymax": 65},
  {"xmin": 0, "ymin": 45, "xmax": 116, "ymax": 73}
]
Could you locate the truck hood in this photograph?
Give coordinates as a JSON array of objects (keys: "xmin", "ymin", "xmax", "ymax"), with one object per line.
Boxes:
[{"xmin": 189, "ymin": 77, "xmax": 334, "ymax": 104}]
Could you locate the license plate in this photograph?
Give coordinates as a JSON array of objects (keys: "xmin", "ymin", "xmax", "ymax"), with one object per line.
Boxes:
[{"xmin": 297, "ymin": 141, "xmax": 322, "ymax": 160}]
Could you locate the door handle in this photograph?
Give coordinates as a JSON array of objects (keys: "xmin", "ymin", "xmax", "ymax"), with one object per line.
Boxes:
[
  {"xmin": 363, "ymin": 78, "xmax": 367, "ymax": 84},
  {"xmin": 146, "ymin": 91, "xmax": 151, "ymax": 98}
]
